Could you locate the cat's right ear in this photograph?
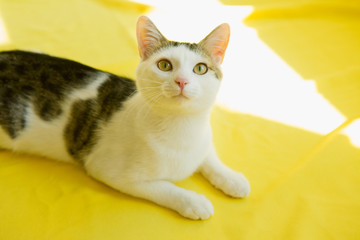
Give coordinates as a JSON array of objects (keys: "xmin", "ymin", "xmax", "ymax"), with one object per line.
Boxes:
[
  {"xmin": 136, "ymin": 16, "xmax": 167, "ymax": 60},
  {"xmin": 199, "ymin": 23, "xmax": 230, "ymax": 65}
]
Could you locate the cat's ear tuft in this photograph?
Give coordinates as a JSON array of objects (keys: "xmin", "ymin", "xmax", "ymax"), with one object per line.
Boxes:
[
  {"xmin": 199, "ymin": 23, "xmax": 230, "ymax": 65},
  {"xmin": 136, "ymin": 16, "xmax": 167, "ymax": 60}
]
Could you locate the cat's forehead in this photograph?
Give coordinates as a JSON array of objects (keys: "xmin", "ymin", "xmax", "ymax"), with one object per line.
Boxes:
[{"xmin": 154, "ymin": 42, "xmax": 212, "ymax": 64}]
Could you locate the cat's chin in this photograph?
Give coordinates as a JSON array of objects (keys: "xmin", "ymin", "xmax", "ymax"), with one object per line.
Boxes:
[
  {"xmin": 169, "ymin": 93, "xmax": 198, "ymax": 108},
  {"xmin": 161, "ymin": 91, "xmax": 192, "ymax": 102},
  {"xmin": 172, "ymin": 94, "xmax": 190, "ymax": 101},
  {"xmin": 148, "ymin": 94, "xmax": 199, "ymax": 113}
]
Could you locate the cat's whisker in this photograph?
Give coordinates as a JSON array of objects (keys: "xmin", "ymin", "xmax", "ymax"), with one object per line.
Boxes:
[
  {"xmin": 123, "ymin": 95, "xmax": 141, "ymax": 121},
  {"xmin": 141, "ymin": 84, "xmax": 162, "ymax": 88},
  {"xmin": 145, "ymin": 93, "xmax": 163, "ymax": 104},
  {"xmin": 142, "ymin": 78, "xmax": 163, "ymax": 84},
  {"xmin": 140, "ymin": 86, "xmax": 162, "ymax": 91},
  {"xmin": 149, "ymin": 94, "xmax": 163, "ymax": 105}
]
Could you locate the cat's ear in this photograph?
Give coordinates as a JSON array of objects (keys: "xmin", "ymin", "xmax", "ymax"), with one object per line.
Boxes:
[
  {"xmin": 136, "ymin": 16, "xmax": 167, "ymax": 60},
  {"xmin": 199, "ymin": 23, "xmax": 230, "ymax": 65}
]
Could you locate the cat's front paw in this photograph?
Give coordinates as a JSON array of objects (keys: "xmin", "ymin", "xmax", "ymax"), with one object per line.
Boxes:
[
  {"xmin": 176, "ymin": 191, "xmax": 214, "ymax": 220},
  {"xmin": 213, "ymin": 170, "xmax": 250, "ymax": 198}
]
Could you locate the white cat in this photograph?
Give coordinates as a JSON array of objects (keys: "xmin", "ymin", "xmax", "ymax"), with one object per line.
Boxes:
[{"xmin": 0, "ymin": 16, "xmax": 250, "ymax": 220}]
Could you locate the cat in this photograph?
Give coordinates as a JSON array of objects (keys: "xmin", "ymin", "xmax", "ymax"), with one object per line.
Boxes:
[{"xmin": 0, "ymin": 16, "xmax": 250, "ymax": 220}]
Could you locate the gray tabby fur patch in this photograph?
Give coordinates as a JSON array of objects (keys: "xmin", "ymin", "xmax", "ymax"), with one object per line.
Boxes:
[{"xmin": 0, "ymin": 50, "xmax": 136, "ymax": 162}]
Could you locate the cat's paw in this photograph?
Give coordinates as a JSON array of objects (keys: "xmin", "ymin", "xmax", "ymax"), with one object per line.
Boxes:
[
  {"xmin": 213, "ymin": 170, "xmax": 250, "ymax": 198},
  {"xmin": 176, "ymin": 192, "xmax": 214, "ymax": 220}
]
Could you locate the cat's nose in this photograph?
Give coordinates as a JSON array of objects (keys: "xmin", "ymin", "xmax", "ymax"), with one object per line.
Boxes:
[{"xmin": 175, "ymin": 78, "xmax": 188, "ymax": 90}]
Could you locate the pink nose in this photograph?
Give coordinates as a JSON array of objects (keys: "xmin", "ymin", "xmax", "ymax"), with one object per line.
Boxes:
[{"xmin": 175, "ymin": 78, "xmax": 188, "ymax": 90}]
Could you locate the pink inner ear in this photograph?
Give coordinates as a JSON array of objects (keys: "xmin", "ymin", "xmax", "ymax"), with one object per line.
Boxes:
[
  {"xmin": 136, "ymin": 16, "xmax": 166, "ymax": 60},
  {"xmin": 201, "ymin": 23, "xmax": 230, "ymax": 65},
  {"xmin": 136, "ymin": 16, "xmax": 149, "ymax": 59}
]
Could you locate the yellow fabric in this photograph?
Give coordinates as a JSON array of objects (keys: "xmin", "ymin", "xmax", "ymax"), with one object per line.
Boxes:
[
  {"xmin": 0, "ymin": 0, "xmax": 360, "ymax": 239},
  {"xmin": 0, "ymin": 0, "xmax": 148, "ymax": 78}
]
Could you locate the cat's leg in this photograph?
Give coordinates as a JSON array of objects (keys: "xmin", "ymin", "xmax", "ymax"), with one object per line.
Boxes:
[
  {"xmin": 199, "ymin": 145, "xmax": 250, "ymax": 198},
  {"xmin": 120, "ymin": 180, "xmax": 214, "ymax": 220},
  {"xmin": 90, "ymin": 172, "xmax": 214, "ymax": 220}
]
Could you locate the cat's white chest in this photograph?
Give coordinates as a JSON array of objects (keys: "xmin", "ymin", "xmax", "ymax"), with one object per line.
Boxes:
[
  {"xmin": 145, "ymin": 122, "xmax": 211, "ymax": 181},
  {"xmin": 87, "ymin": 96, "xmax": 214, "ymax": 184}
]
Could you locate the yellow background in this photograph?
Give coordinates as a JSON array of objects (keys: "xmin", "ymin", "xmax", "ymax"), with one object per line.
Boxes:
[{"xmin": 0, "ymin": 0, "xmax": 359, "ymax": 239}]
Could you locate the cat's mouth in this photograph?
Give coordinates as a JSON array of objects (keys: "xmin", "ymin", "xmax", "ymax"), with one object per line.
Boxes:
[
  {"xmin": 172, "ymin": 92, "xmax": 190, "ymax": 101},
  {"xmin": 161, "ymin": 87, "xmax": 193, "ymax": 103}
]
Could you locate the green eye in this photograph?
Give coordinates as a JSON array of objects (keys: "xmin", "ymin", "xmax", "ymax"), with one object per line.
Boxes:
[
  {"xmin": 157, "ymin": 59, "xmax": 172, "ymax": 71},
  {"xmin": 193, "ymin": 63, "xmax": 208, "ymax": 75}
]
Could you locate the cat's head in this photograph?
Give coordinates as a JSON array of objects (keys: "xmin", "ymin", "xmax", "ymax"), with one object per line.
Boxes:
[{"xmin": 135, "ymin": 16, "xmax": 230, "ymax": 114}]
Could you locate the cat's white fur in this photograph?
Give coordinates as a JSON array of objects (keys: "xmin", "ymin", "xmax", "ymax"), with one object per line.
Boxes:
[
  {"xmin": 0, "ymin": 72, "xmax": 109, "ymax": 162},
  {"xmin": 86, "ymin": 17, "xmax": 250, "ymax": 219},
  {"xmin": 0, "ymin": 16, "xmax": 250, "ymax": 220}
]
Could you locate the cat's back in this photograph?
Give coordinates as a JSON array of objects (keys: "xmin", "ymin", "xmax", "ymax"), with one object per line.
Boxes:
[
  {"xmin": 0, "ymin": 50, "xmax": 98, "ymax": 91},
  {"xmin": 0, "ymin": 50, "xmax": 136, "ymax": 162},
  {"xmin": 0, "ymin": 50, "xmax": 105, "ymax": 97}
]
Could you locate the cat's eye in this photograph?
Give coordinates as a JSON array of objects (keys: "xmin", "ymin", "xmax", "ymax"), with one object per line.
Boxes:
[
  {"xmin": 193, "ymin": 63, "xmax": 208, "ymax": 75},
  {"xmin": 157, "ymin": 59, "xmax": 173, "ymax": 72}
]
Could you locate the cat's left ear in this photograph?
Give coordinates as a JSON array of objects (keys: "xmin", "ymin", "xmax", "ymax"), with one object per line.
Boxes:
[
  {"xmin": 136, "ymin": 16, "xmax": 167, "ymax": 60},
  {"xmin": 199, "ymin": 23, "xmax": 230, "ymax": 65}
]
